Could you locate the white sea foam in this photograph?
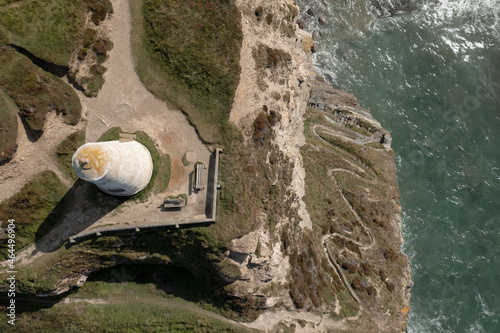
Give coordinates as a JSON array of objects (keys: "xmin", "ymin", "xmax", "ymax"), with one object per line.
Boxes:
[{"xmin": 425, "ymin": 0, "xmax": 500, "ymax": 40}]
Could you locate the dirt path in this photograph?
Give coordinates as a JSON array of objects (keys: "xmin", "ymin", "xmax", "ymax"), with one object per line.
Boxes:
[
  {"xmin": 74, "ymin": 0, "xmax": 211, "ymax": 222},
  {"xmin": 1, "ymin": 0, "xmax": 211, "ymax": 268},
  {"xmin": 242, "ymin": 307, "xmax": 346, "ymax": 332},
  {"xmin": 310, "ymin": 119, "xmax": 387, "ymax": 325},
  {"xmin": 82, "ymin": 0, "xmax": 210, "ymax": 184},
  {"xmin": 0, "ymin": 112, "xmax": 83, "ymax": 203}
]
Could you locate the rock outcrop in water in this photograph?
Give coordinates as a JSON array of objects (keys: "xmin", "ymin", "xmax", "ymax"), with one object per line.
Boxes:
[{"xmin": 372, "ymin": 0, "xmax": 419, "ymax": 17}]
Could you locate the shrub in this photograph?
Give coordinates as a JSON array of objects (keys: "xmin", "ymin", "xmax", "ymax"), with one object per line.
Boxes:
[
  {"xmin": 266, "ymin": 13, "xmax": 273, "ymax": 25},
  {"xmin": 82, "ymin": 28, "xmax": 96, "ymax": 48},
  {"xmin": 93, "ymin": 40, "xmax": 108, "ymax": 55}
]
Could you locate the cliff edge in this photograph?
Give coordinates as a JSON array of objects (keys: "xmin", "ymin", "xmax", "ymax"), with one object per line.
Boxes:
[
  {"xmin": 224, "ymin": 0, "xmax": 413, "ymax": 331},
  {"xmin": 0, "ymin": 0, "xmax": 411, "ymax": 331}
]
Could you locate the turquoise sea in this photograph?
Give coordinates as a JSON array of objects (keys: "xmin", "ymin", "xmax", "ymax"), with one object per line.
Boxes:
[{"xmin": 296, "ymin": 0, "xmax": 500, "ymax": 331}]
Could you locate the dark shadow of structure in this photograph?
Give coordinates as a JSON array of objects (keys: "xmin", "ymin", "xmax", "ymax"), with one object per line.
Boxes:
[{"xmin": 34, "ymin": 180, "xmax": 126, "ymax": 253}]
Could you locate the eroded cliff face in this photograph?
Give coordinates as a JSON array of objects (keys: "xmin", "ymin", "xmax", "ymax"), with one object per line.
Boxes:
[
  {"xmin": 0, "ymin": 0, "xmax": 411, "ymax": 330},
  {"xmin": 222, "ymin": 0, "xmax": 412, "ymax": 331}
]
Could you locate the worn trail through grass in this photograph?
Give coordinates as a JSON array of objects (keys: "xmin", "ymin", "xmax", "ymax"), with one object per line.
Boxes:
[{"xmin": 312, "ymin": 121, "xmax": 382, "ymax": 317}]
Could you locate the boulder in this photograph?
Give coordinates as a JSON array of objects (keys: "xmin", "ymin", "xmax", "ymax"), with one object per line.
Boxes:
[{"xmin": 312, "ymin": 30, "xmax": 320, "ymax": 41}]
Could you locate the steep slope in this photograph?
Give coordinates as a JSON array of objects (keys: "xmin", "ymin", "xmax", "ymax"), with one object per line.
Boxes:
[
  {"xmin": 223, "ymin": 0, "xmax": 412, "ymax": 331},
  {"xmin": 0, "ymin": 0, "xmax": 411, "ymax": 331}
]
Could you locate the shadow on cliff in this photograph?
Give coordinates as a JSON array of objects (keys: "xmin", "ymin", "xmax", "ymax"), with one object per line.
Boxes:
[{"xmin": 33, "ymin": 179, "xmax": 126, "ymax": 253}]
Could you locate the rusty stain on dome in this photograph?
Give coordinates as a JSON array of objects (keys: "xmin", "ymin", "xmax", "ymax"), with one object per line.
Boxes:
[{"xmin": 74, "ymin": 145, "xmax": 111, "ymax": 177}]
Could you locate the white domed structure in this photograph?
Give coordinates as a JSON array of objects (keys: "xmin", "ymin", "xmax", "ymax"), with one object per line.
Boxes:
[{"xmin": 72, "ymin": 140, "xmax": 153, "ymax": 196}]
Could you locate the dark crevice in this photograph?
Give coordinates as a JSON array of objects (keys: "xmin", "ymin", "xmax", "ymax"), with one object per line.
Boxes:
[
  {"xmin": 9, "ymin": 44, "xmax": 69, "ymax": 78},
  {"xmin": 67, "ymin": 75, "xmax": 86, "ymax": 93},
  {"xmin": 9, "ymin": 44, "xmax": 88, "ymax": 94},
  {"xmin": 19, "ymin": 114, "xmax": 43, "ymax": 142}
]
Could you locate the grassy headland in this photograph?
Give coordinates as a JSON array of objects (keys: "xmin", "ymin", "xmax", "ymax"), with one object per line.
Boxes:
[
  {"xmin": 0, "ymin": 47, "xmax": 81, "ymax": 132},
  {"xmin": 0, "ymin": 171, "xmax": 67, "ymax": 259},
  {"xmin": 0, "ymin": 264, "xmax": 257, "ymax": 332},
  {"xmin": 0, "ymin": 0, "xmax": 86, "ymax": 66},
  {"xmin": 129, "ymin": 0, "xmax": 242, "ymax": 143}
]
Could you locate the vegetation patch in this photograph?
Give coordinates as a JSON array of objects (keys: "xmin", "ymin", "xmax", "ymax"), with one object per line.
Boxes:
[
  {"xmin": 301, "ymin": 106, "xmax": 408, "ymax": 325},
  {"xmin": 0, "ymin": 171, "xmax": 67, "ymax": 259},
  {"xmin": 83, "ymin": 0, "xmax": 113, "ymax": 25},
  {"xmin": 56, "ymin": 129, "xmax": 86, "ymax": 182},
  {"xmin": 286, "ymin": 234, "xmax": 343, "ymax": 309},
  {"xmin": 0, "ymin": 89, "xmax": 18, "ymax": 164},
  {"xmin": 0, "ymin": 47, "xmax": 81, "ymax": 132},
  {"xmin": 129, "ymin": 0, "xmax": 242, "ymax": 143},
  {"xmin": 69, "ymin": 27, "xmax": 113, "ymax": 97},
  {"xmin": 252, "ymin": 43, "xmax": 292, "ymax": 91},
  {"xmin": 182, "ymin": 152, "xmax": 190, "ymax": 166},
  {"xmin": 0, "ymin": 268, "xmax": 257, "ymax": 332},
  {"xmin": 0, "ymin": 0, "xmax": 86, "ymax": 66},
  {"xmin": 252, "ymin": 43, "xmax": 292, "ymax": 69}
]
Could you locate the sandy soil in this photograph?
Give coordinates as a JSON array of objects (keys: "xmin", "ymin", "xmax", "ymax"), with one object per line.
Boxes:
[{"xmin": 0, "ymin": 112, "xmax": 83, "ymax": 203}]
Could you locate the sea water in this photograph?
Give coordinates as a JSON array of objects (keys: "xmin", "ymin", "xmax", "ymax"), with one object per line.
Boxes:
[{"xmin": 295, "ymin": 0, "xmax": 500, "ymax": 331}]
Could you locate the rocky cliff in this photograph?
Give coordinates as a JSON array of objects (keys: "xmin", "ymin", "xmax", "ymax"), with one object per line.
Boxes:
[
  {"xmin": 221, "ymin": 0, "xmax": 412, "ymax": 331},
  {"xmin": 0, "ymin": 0, "xmax": 411, "ymax": 331}
]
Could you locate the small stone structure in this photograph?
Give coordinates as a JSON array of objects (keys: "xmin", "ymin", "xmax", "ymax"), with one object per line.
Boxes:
[
  {"xmin": 72, "ymin": 140, "xmax": 153, "ymax": 196},
  {"xmin": 194, "ymin": 163, "xmax": 205, "ymax": 190}
]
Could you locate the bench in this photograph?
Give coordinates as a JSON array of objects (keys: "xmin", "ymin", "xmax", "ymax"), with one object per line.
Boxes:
[
  {"xmin": 194, "ymin": 163, "xmax": 205, "ymax": 190},
  {"xmin": 164, "ymin": 197, "xmax": 186, "ymax": 209}
]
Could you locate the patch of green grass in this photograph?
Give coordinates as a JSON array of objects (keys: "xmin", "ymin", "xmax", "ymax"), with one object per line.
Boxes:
[
  {"xmin": 346, "ymin": 124, "xmax": 370, "ymax": 136},
  {"xmin": 129, "ymin": 0, "xmax": 242, "ymax": 143},
  {"xmin": 135, "ymin": 130, "xmax": 171, "ymax": 196},
  {"xmin": 218, "ymin": 259, "xmax": 241, "ymax": 280},
  {"xmin": 97, "ymin": 127, "xmax": 171, "ymax": 199},
  {"xmin": 0, "ymin": 88, "xmax": 18, "ymax": 164},
  {"xmin": 86, "ymin": 72, "xmax": 105, "ymax": 96},
  {"xmin": 0, "ymin": 47, "xmax": 82, "ymax": 131},
  {"xmin": 0, "ymin": 170, "xmax": 67, "ymax": 259},
  {"xmin": 0, "ymin": 272, "xmax": 258, "ymax": 333},
  {"xmin": 301, "ymin": 146, "xmax": 357, "ymax": 230},
  {"xmin": 0, "ymin": 0, "xmax": 86, "ymax": 65},
  {"xmin": 56, "ymin": 129, "xmax": 86, "ymax": 182},
  {"xmin": 0, "ymin": 295, "xmax": 256, "ymax": 333},
  {"xmin": 182, "ymin": 152, "xmax": 190, "ymax": 166},
  {"xmin": 96, "ymin": 126, "xmax": 122, "ymax": 142},
  {"xmin": 335, "ymin": 289, "xmax": 360, "ymax": 318}
]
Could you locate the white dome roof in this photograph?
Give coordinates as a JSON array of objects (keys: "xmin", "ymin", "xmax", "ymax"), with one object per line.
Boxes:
[{"xmin": 72, "ymin": 140, "xmax": 153, "ymax": 196}]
